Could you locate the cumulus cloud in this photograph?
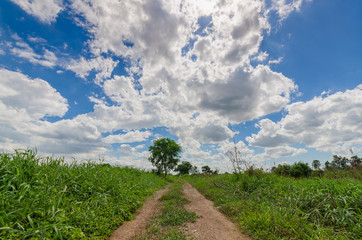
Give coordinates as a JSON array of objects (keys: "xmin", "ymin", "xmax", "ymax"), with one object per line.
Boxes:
[
  {"xmin": 247, "ymin": 85, "xmax": 362, "ymax": 154},
  {"xmin": 10, "ymin": 0, "xmax": 63, "ymax": 24},
  {"xmin": 77, "ymin": 0, "xmax": 297, "ymax": 140},
  {"xmin": 60, "ymin": 0, "xmax": 304, "ymax": 169},
  {"xmin": 252, "ymin": 51, "xmax": 269, "ymax": 62},
  {"xmin": 117, "ymin": 144, "xmax": 152, "ymax": 169},
  {"xmin": 2, "ymin": 0, "xmax": 314, "ymax": 170},
  {"xmin": 198, "ymin": 65, "xmax": 297, "ymax": 121},
  {"xmin": 269, "ymin": 0, "xmax": 312, "ymax": 20},
  {"xmin": 66, "ymin": 56, "xmax": 119, "ymax": 84},
  {"xmin": 70, "ymin": 0, "xmax": 187, "ymax": 63},
  {"xmin": 0, "ymin": 69, "xmax": 68, "ymax": 119},
  {"xmin": 0, "ymin": 69, "xmax": 69, "ymax": 151},
  {"xmin": 193, "ymin": 124, "xmax": 233, "ymax": 143},
  {"xmin": 254, "ymin": 146, "xmax": 307, "ymax": 163},
  {"xmin": 30, "ymin": 118, "xmax": 108, "ymax": 155},
  {"xmin": 0, "ymin": 69, "xmax": 108, "ymax": 157},
  {"xmin": 104, "ymin": 130, "xmax": 152, "ymax": 144}
]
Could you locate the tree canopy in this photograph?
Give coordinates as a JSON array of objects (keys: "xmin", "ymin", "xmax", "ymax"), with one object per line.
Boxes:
[
  {"xmin": 175, "ymin": 161, "xmax": 193, "ymax": 175},
  {"xmin": 312, "ymin": 160, "xmax": 321, "ymax": 170},
  {"xmin": 148, "ymin": 138, "xmax": 182, "ymax": 177}
]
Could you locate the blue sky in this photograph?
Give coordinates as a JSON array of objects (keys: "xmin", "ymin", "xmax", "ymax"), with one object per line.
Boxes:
[{"xmin": 0, "ymin": 0, "xmax": 361, "ymax": 172}]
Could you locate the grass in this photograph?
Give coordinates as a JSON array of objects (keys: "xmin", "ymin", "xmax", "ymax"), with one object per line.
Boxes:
[
  {"xmin": 135, "ymin": 179, "xmax": 198, "ymax": 240},
  {"xmin": 186, "ymin": 172, "xmax": 362, "ymax": 240},
  {"xmin": 0, "ymin": 149, "xmax": 169, "ymax": 239}
]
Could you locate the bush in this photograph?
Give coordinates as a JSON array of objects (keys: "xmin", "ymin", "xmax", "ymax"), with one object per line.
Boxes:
[
  {"xmin": 272, "ymin": 164, "xmax": 291, "ymax": 176},
  {"xmin": 273, "ymin": 162, "xmax": 312, "ymax": 178},
  {"xmin": 245, "ymin": 166, "xmax": 265, "ymax": 178},
  {"xmin": 290, "ymin": 162, "xmax": 312, "ymax": 177},
  {"xmin": 311, "ymin": 169, "xmax": 324, "ymax": 177}
]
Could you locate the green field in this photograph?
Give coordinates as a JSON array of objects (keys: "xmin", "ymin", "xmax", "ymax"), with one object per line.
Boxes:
[
  {"xmin": 0, "ymin": 149, "xmax": 168, "ymax": 239},
  {"xmin": 186, "ymin": 172, "xmax": 361, "ymax": 239},
  {"xmin": 2, "ymin": 149, "xmax": 361, "ymax": 239}
]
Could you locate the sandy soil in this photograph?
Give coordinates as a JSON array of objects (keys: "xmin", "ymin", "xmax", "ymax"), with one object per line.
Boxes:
[
  {"xmin": 109, "ymin": 185, "xmax": 169, "ymax": 240},
  {"xmin": 183, "ymin": 182, "xmax": 251, "ymax": 240}
]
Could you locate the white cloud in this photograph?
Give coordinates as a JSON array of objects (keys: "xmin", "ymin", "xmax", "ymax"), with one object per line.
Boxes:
[
  {"xmin": 2, "ymin": 0, "xmax": 313, "ymax": 171},
  {"xmin": 28, "ymin": 36, "xmax": 47, "ymax": 43},
  {"xmin": 104, "ymin": 130, "xmax": 152, "ymax": 144},
  {"xmin": 247, "ymin": 85, "xmax": 362, "ymax": 154},
  {"xmin": 0, "ymin": 69, "xmax": 70, "ymax": 152},
  {"xmin": 252, "ymin": 51, "xmax": 269, "ymax": 62},
  {"xmin": 30, "ymin": 118, "xmax": 108, "ymax": 155},
  {"xmin": 268, "ymin": 57, "xmax": 283, "ymax": 64},
  {"xmin": 117, "ymin": 144, "xmax": 152, "ymax": 169},
  {"xmin": 254, "ymin": 146, "xmax": 307, "ymax": 163},
  {"xmin": 61, "ymin": 0, "xmax": 305, "ymax": 170},
  {"xmin": 10, "ymin": 38, "xmax": 58, "ymax": 68},
  {"xmin": 66, "ymin": 56, "xmax": 119, "ymax": 84},
  {"xmin": 197, "ymin": 65, "xmax": 297, "ymax": 121},
  {"xmin": 269, "ymin": 0, "xmax": 312, "ymax": 20},
  {"xmin": 193, "ymin": 124, "xmax": 233, "ymax": 143},
  {"xmin": 0, "ymin": 69, "xmax": 68, "ymax": 119},
  {"xmin": 10, "ymin": 0, "xmax": 63, "ymax": 24},
  {"xmin": 0, "ymin": 69, "xmax": 108, "ymax": 157}
]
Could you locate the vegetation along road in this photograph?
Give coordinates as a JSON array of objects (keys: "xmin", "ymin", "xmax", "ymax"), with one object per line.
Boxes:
[{"xmin": 1, "ymin": 148, "xmax": 361, "ymax": 239}]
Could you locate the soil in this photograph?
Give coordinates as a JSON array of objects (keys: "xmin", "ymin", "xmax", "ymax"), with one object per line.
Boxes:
[
  {"xmin": 108, "ymin": 185, "xmax": 170, "ymax": 240},
  {"xmin": 109, "ymin": 182, "xmax": 251, "ymax": 240},
  {"xmin": 183, "ymin": 182, "xmax": 251, "ymax": 240}
]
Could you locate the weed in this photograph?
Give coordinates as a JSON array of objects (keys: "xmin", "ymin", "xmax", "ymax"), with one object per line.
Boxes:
[
  {"xmin": 135, "ymin": 179, "xmax": 197, "ymax": 239},
  {"xmin": 158, "ymin": 180, "xmax": 198, "ymax": 227}
]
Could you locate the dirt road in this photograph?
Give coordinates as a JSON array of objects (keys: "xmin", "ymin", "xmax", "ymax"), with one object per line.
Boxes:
[
  {"xmin": 183, "ymin": 182, "xmax": 250, "ymax": 240},
  {"xmin": 109, "ymin": 185, "xmax": 169, "ymax": 240},
  {"xmin": 109, "ymin": 182, "xmax": 250, "ymax": 240}
]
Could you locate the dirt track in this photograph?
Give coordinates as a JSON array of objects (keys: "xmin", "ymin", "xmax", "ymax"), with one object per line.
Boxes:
[
  {"xmin": 183, "ymin": 182, "xmax": 250, "ymax": 240},
  {"xmin": 109, "ymin": 182, "xmax": 250, "ymax": 240},
  {"xmin": 109, "ymin": 185, "xmax": 169, "ymax": 240}
]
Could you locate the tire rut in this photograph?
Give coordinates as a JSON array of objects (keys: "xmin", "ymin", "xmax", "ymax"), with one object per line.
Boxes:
[
  {"xmin": 109, "ymin": 185, "xmax": 170, "ymax": 240},
  {"xmin": 183, "ymin": 181, "xmax": 251, "ymax": 240}
]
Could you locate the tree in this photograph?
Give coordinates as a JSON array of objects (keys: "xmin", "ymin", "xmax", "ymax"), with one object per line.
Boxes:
[
  {"xmin": 175, "ymin": 161, "xmax": 193, "ymax": 175},
  {"xmin": 148, "ymin": 138, "xmax": 182, "ymax": 177},
  {"xmin": 312, "ymin": 160, "xmax": 321, "ymax": 170},
  {"xmin": 273, "ymin": 162, "xmax": 312, "ymax": 178},
  {"xmin": 226, "ymin": 138, "xmax": 250, "ymax": 173},
  {"xmin": 290, "ymin": 162, "xmax": 312, "ymax": 178},
  {"xmin": 331, "ymin": 155, "xmax": 350, "ymax": 170},
  {"xmin": 350, "ymin": 155, "xmax": 362, "ymax": 169},
  {"xmin": 190, "ymin": 165, "xmax": 199, "ymax": 175},
  {"xmin": 201, "ymin": 165, "xmax": 213, "ymax": 174}
]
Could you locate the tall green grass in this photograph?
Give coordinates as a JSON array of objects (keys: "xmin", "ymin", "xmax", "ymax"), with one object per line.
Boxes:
[
  {"xmin": 0, "ymin": 149, "xmax": 168, "ymax": 239},
  {"xmin": 187, "ymin": 173, "xmax": 362, "ymax": 239}
]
